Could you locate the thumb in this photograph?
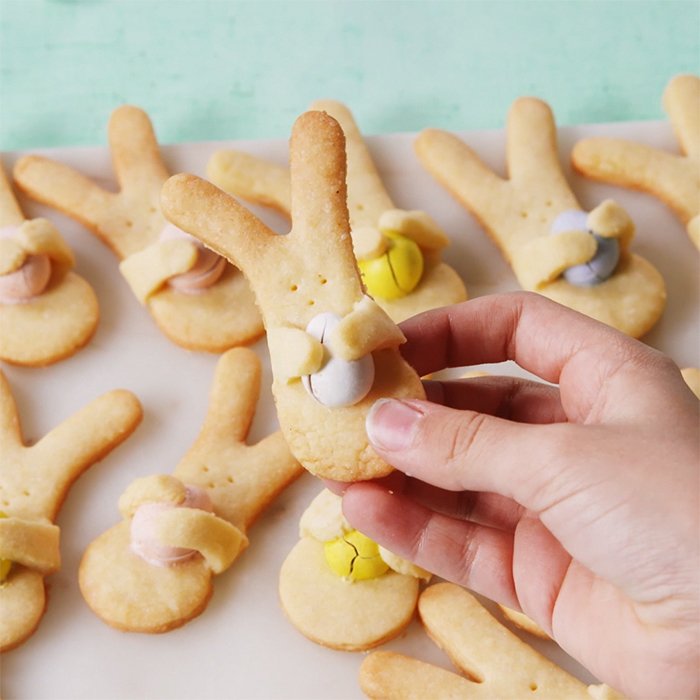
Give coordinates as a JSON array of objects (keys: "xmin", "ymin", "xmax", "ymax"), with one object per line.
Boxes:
[{"xmin": 366, "ymin": 398, "xmax": 573, "ymax": 508}]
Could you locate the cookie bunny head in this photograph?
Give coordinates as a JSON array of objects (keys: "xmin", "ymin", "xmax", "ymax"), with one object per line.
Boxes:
[{"xmin": 161, "ymin": 111, "xmax": 425, "ymax": 481}]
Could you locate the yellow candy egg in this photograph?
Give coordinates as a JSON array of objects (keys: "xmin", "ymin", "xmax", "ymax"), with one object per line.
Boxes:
[
  {"xmin": 324, "ymin": 529, "xmax": 390, "ymax": 581},
  {"xmin": 0, "ymin": 511, "xmax": 11, "ymax": 582},
  {"xmin": 358, "ymin": 232, "xmax": 424, "ymax": 300}
]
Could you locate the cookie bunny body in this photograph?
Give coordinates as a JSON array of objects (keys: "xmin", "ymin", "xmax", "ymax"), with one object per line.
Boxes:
[
  {"xmin": 13, "ymin": 105, "xmax": 263, "ymax": 352},
  {"xmin": 79, "ymin": 347, "xmax": 303, "ymax": 634},
  {"xmin": 415, "ymin": 97, "xmax": 666, "ymax": 338},
  {"xmin": 279, "ymin": 489, "xmax": 428, "ymax": 651},
  {"xmin": 161, "ymin": 111, "xmax": 426, "ymax": 481},
  {"xmin": 0, "ymin": 160, "xmax": 99, "ymax": 366},
  {"xmin": 573, "ymin": 74, "xmax": 699, "ymax": 250},
  {"xmin": 0, "ymin": 371, "xmax": 141, "ymax": 652},
  {"xmin": 206, "ymin": 99, "xmax": 467, "ymax": 323}
]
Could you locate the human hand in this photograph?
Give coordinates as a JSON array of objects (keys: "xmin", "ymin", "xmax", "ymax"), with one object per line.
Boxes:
[{"xmin": 331, "ymin": 292, "xmax": 699, "ymax": 700}]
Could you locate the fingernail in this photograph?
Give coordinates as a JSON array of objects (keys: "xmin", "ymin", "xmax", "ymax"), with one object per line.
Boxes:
[{"xmin": 366, "ymin": 399, "xmax": 423, "ymax": 452}]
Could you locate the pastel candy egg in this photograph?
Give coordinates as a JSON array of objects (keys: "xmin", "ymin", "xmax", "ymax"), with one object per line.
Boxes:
[
  {"xmin": 0, "ymin": 511, "xmax": 11, "ymax": 582},
  {"xmin": 158, "ymin": 222, "xmax": 225, "ymax": 293},
  {"xmin": 130, "ymin": 485, "xmax": 213, "ymax": 566},
  {"xmin": 551, "ymin": 210, "xmax": 620, "ymax": 286},
  {"xmin": 301, "ymin": 312, "xmax": 375, "ymax": 408},
  {"xmin": 358, "ymin": 232, "xmax": 423, "ymax": 300},
  {"xmin": 324, "ymin": 529, "xmax": 389, "ymax": 581}
]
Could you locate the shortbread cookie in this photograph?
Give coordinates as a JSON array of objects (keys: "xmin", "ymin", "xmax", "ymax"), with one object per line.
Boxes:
[
  {"xmin": 207, "ymin": 99, "xmax": 467, "ymax": 323},
  {"xmin": 0, "ymin": 370, "xmax": 142, "ymax": 652},
  {"xmin": 13, "ymin": 105, "xmax": 263, "ymax": 352},
  {"xmin": 161, "ymin": 111, "xmax": 426, "ymax": 481},
  {"xmin": 0, "ymin": 159, "xmax": 99, "ymax": 366},
  {"xmin": 359, "ymin": 583, "xmax": 624, "ymax": 699},
  {"xmin": 572, "ymin": 74, "xmax": 700, "ymax": 249},
  {"xmin": 279, "ymin": 489, "xmax": 428, "ymax": 651},
  {"xmin": 415, "ymin": 97, "xmax": 666, "ymax": 338},
  {"xmin": 79, "ymin": 347, "xmax": 303, "ymax": 634}
]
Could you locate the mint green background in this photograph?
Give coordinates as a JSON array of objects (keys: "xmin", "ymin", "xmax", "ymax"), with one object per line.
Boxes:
[{"xmin": 1, "ymin": 0, "xmax": 698, "ymax": 150}]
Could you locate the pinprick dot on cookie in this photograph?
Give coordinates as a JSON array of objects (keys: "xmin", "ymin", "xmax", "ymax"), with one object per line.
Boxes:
[
  {"xmin": 202, "ymin": 466, "xmax": 209, "ymax": 473},
  {"xmin": 290, "ymin": 285, "xmax": 298, "ymax": 292},
  {"xmin": 308, "ymin": 300, "xmax": 315, "ymax": 306},
  {"xmin": 521, "ymin": 212, "xmax": 528, "ymax": 219},
  {"xmin": 530, "ymin": 684, "xmax": 538, "ymax": 691}
]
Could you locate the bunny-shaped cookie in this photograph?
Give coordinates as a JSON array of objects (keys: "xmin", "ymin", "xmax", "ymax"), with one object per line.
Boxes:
[
  {"xmin": 573, "ymin": 74, "xmax": 699, "ymax": 250},
  {"xmin": 359, "ymin": 583, "xmax": 624, "ymax": 699},
  {"xmin": 79, "ymin": 347, "xmax": 303, "ymax": 634},
  {"xmin": 415, "ymin": 97, "xmax": 666, "ymax": 339},
  {"xmin": 0, "ymin": 370, "xmax": 141, "ymax": 652},
  {"xmin": 0, "ymin": 159, "xmax": 99, "ymax": 366},
  {"xmin": 161, "ymin": 111, "xmax": 425, "ymax": 481},
  {"xmin": 13, "ymin": 105, "xmax": 263, "ymax": 352},
  {"xmin": 207, "ymin": 99, "xmax": 467, "ymax": 323}
]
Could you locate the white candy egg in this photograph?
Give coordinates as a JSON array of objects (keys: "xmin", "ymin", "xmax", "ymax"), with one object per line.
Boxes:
[
  {"xmin": 551, "ymin": 209, "xmax": 620, "ymax": 286},
  {"xmin": 302, "ymin": 312, "xmax": 375, "ymax": 408}
]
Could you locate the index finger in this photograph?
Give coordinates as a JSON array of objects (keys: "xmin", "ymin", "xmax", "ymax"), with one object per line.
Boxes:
[{"xmin": 398, "ymin": 291, "xmax": 659, "ymax": 388}]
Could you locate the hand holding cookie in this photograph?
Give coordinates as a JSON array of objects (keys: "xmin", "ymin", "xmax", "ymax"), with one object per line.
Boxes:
[
  {"xmin": 414, "ymin": 97, "xmax": 666, "ymax": 338},
  {"xmin": 162, "ymin": 111, "xmax": 426, "ymax": 481},
  {"xmin": 339, "ymin": 293, "xmax": 699, "ymax": 699},
  {"xmin": 12, "ymin": 105, "xmax": 263, "ymax": 352}
]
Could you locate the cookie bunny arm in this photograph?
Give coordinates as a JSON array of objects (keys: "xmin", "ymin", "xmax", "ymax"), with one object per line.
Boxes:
[
  {"xmin": 0, "ymin": 160, "xmax": 24, "ymax": 227},
  {"xmin": 664, "ymin": 73, "xmax": 700, "ymax": 161},
  {"xmin": 28, "ymin": 389, "xmax": 142, "ymax": 521},
  {"xmin": 309, "ymin": 99, "xmax": 395, "ymax": 228},
  {"xmin": 414, "ymin": 128, "xmax": 510, "ymax": 230},
  {"xmin": 205, "ymin": 150, "xmax": 292, "ymax": 219},
  {"xmin": 13, "ymin": 155, "xmax": 117, "ymax": 237},
  {"xmin": 506, "ymin": 97, "xmax": 580, "ymax": 205}
]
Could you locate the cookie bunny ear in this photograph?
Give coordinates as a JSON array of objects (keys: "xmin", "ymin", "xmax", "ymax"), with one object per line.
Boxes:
[
  {"xmin": 0, "ymin": 160, "xmax": 24, "ymax": 227},
  {"xmin": 289, "ymin": 110, "xmax": 351, "ymax": 243},
  {"xmin": 414, "ymin": 128, "xmax": 508, "ymax": 222},
  {"xmin": 198, "ymin": 346, "xmax": 261, "ymax": 444},
  {"xmin": 308, "ymin": 99, "xmax": 394, "ymax": 227},
  {"xmin": 506, "ymin": 97, "xmax": 572, "ymax": 198},
  {"xmin": 161, "ymin": 173, "xmax": 280, "ymax": 277},
  {"xmin": 108, "ymin": 105, "xmax": 170, "ymax": 192},
  {"xmin": 663, "ymin": 74, "xmax": 699, "ymax": 161},
  {"xmin": 13, "ymin": 155, "xmax": 116, "ymax": 233}
]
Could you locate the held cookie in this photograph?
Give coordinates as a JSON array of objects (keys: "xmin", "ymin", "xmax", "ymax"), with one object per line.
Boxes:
[
  {"xmin": 359, "ymin": 583, "xmax": 624, "ymax": 699},
  {"xmin": 279, "ymin": 489, "xmax": 429, "ymax": 651},
  {"xmin": 415, "ymin": 97, "xmax": 666, "ymax": 338},
  {"xmin": 207, "ymin": 99, "xmax": 467, "ymax": 323},
  {"xmin": 79, "ymin": 347, "xmax": 303, "ymax": 634},
  {"xmin": 0, "ymin": 159, "xmax": 99, "ymax": 366},
  {"xmin": 0, "ymin": 370, "xmax": 142, "ymax": 652},
  {"xmin": 572, "ymin": 74, "xmax": 700, "ymax": 249},
  {"xmin": 13, "ymin": 105, "xmax": 263, "ymax": 352},
  {"xmin": 161, "ymin": 111, "xmax": 426, "ymax": 481}
]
